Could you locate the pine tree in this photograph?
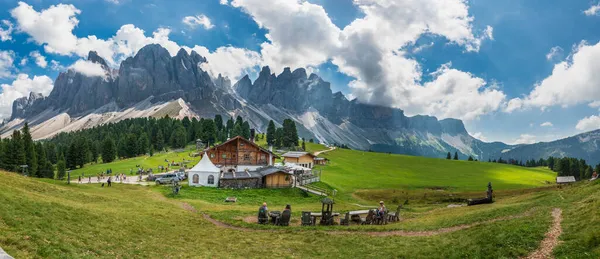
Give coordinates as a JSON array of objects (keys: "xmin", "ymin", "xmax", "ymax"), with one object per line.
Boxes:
[
  {"xmin": 232, "ymin": 123, "xmax": 243, "ymax": 138},
  {"xmin": 156, "ymin": 129, "xmax": 165, "ymax": 152},
  {"xmin": 101, "ymin": 137, "xmax": 117, "ymax": 163},
  {"xmin": 226, "ymin": 117, "xmax": 234, "ymax": 133},
  {"xmin": 266, "ymin": 120, "xmax": 276, "ymax": 146},
  {"xmin": 138, "ymin": 132, "xmax": 150, "ymax": 155},
  {"xmin": 202, "ymin": 119, "xmax": 217, "ymax": 145},
  {"xmin": 22, "ymin": 123, "xmax": 37, "ymax": 176},
  {"xmin": 34, "ymin": 143, "xmax": 45, "ymax": 178},
  {"xmin": 56, "ymin": 153, "xmax": 66, "ymax": 180},
  {"xmin": 453, "ymin": 152, "xmax": 459, "ymax": 160},
  {"xmin": 302, "ymin": 139, "xmax": 306, "ymax": 151},
  {"xmin": 275, "ymin": 128, "xmax": 284, "ymax": 148},
  {"xmin": 214, "ymin": 115, "xmax": 223, "ymax": 132},
  {"xmin": 241, "ymin": 121, "xmax": 251, "ymax": 139},
  {"xmin": 467, "ymin": 156, "xmax": 474, "ymax": 161},
  {"xmin": 446, "ymin": 152, "xmax": 451, "ymax": 159}
]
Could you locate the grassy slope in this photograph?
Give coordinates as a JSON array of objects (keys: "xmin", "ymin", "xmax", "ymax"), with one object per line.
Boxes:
[
  {"xmin": 318, "ymin": 148, "xmax": 556, "ymax": 194},
  {"xmin": 69, "ymin": 147, "xmax": 201, "ymax": 177},
  {"xmin": 1, "ymin": 171, "xmax": 599, "ymax": 258}
]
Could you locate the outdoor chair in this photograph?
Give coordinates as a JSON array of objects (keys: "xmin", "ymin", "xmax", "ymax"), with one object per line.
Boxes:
[
  {"xmin": 258, "ymin": 208, "xmax": 269, "ymax": 224},
  {"xmin": 340, "ymin": 212, "xmax": 350, "ymax": 226},
  {"xmin": 374, "ymin": 209, "xmax": 388, "ymax": 225},
  {"xmin": 361, "ymin": 209, "xmax": 375, "ymax": 225},
  {"xmin": 277, "ymin": 210, "xmax": 291, "ymax": 226},
  {"xmin": 388, "ymin": 205, "xmax": 402, "ymax": 222},
  {"xmin": 301, "ymin": 211, "xmax": 313, "ymax": 226}
]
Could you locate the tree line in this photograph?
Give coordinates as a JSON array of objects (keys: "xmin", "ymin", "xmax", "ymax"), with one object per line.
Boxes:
[
  {"xmin": 266, "ymin": 119, "xmax": 299, "ymax": 148},
  {"xmin": 0, "ymin": 115, "xmax": 265, "ymax": 178},
  {"xmin": 487, "ymin": 156, "xmax": 597, "ymax": 180}
]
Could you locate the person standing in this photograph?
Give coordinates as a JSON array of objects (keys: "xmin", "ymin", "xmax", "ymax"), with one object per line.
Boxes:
[
  {"xmin": 78, "ymin": 176, "xmax": 81, "ymax": 184},
  {"xmin": 107, "ymin": 176, "xmax": 112, "ymax": 187}
]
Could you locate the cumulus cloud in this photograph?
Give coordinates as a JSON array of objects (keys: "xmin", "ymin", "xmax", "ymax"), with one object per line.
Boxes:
[
  {"xmin": 220, "ymin": 0, "xmax": 229, "ymax": 5},
  {"xmin": 182, "ymin": 14, "xmax": 214, "ymax": 30},
  {"xmin": 540, "ymin": 121, "xmax": 553, "ymax": 127},
  {"xmin": 29, "ymin": 51, "xmax": 47, "ymax": 68},
  {"xmin": 68, "ymin": 60, "xmax": 106, "ymax": 77},
  {"xmin": 105, "ymin": 0, "xmax": 120, "ymax": 4},
  {"xmin": 0, "ymin": 74, "xmax": 53, "ymax": 119},
  {"xmin": 471, "ymin": 132, "xmax": 488, "ymax": 142},
  {"xmin": 231, "ymin": 0, "xmax": 496, "ymax": 120},
  {"xmin": 576, "ymin": 115, "xmax": 600, "ymax": 131},
  {"xmin": 187, "ymin": 45, "xmax": 261, "ymax": 80},
  {"xmin": 50, "ymin": 60, "xmax": 64, "ymax": 71},
  {"xmin": 513, "ymin": 134, "xmax": 537, "ymax": 145},
  {"xmin": 506, "ymin": 41, "xmax": 600, "ymax": 112},
  {"xmin": 584, "ymin": 3, "xmax": 600, "ymax": 16},
  {"xmin": 0, "ymin": 20, "xmax": 13, "ymax": 41},
  {"xmin": 0, "ymin": 50, "xmax": 15, "ymax": 78},
  {"xmin": 546, "ymin": 46, "xmax": 563, "ymax": 61}
]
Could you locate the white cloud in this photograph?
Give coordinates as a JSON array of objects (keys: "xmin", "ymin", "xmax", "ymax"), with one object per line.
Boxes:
[
  {"xmin": 50, "ymin": 60, "xmax": 64, "ymax": 71},
  {"xmin": 546, "ymin": 46, "xmax": 563, "ymax": 61},
  {"xmin": 10, "ymin": 2, "xmax": 116, "ymax": 65},
  {"xmin": 471, "ymin": 132, "xmax": 488, "ymax": 142},
  {"xmin": 589, "ymin": 100, "xmax": 600, "ymax": 108},
  {"xmin": 68, "ymin": 60, "xmax": 106, "ymax": 77},
  {"xmin": 0, "ymin": 74, "xmax": 53, "ymax": 119},
  {"xmin": 105, "ymin": 0, "xmax": 120, "ymax": 4},
  {"xmin": 231, "ymin": 0, "xmax": 497, "ymax": 121},
  {"xmin": 0, "ymin": 50, "xmax": 15, "ymax": 78},
  {"xmin": 220, "ymin": 0, "xmax": 229, "ymax": 5},
  {"xmin": 513, "ymin": 134, "xmax": 537, "ymax": 145},
  {"xmin": 506, "ymin": 41, "xmax": 600, "ymax": 112},
  {"xmin": 182, "ymin": 15, "xmax": 214, "ymax": 30},
  {"xmin": 576, "ymin": 114, "xmax": 600, "ymax": 131},
  {"xmin": 584, "ymin": 3, "xmax": 600, "ymax": 16},
  {"xmin": 29, "ymin": 51, "xmax": 47, "ymax": 68},
  {"xmin": 19, "ymin": 58, "xmax": 27, "ymax": 66},
  {"xmin": 540, "ymin": 121, "xmax": 553, "ymax": 127},
  {"xmin": 232, "ymin": 0, "xmax": 342, "ymax": 74},
  {"xmin": 0, "ymin": 20, "xmax": 13, "ymax": 41},
  {"xmin": 187, "ymin": 45, "xmax": 261, "ymax": 80}
]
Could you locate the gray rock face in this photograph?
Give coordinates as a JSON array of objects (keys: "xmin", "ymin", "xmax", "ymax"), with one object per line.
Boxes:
[{"xmin": 11, "ymin": 44, "xmax": 219, "ymax": 119}]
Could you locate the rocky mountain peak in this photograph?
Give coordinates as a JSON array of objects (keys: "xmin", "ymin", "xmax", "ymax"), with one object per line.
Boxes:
[
  {"xmin": 292, "ymin": 68, "xmax": 307, "ymax": 80},
  {"xmin": 87, "ymin": 51, "xmax": 109, "ymax": 69},
  {"xmin": 439, "ymin": 118, "xmax": 468, "ymax": 135}
]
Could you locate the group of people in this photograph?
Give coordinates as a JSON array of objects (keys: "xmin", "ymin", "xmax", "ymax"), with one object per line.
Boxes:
[{"xmin": 258, "ymin": 202, "xmax": 291, "ymax": 225}]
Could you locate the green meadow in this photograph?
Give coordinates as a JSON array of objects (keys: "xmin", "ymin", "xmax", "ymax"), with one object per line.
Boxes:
[{"xmin": 2, "ymin": 147, "xmax": 599, "ymax": 258}]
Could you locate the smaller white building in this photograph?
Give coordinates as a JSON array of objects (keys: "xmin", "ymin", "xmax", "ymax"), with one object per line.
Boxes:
[{"xmin": 189, "ymin": 152, "xmax": 221, "ymax": 187}]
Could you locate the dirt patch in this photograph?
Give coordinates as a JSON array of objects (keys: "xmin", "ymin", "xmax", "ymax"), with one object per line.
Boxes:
[
  {"xmin": 243, "ymin": 216, "xmax": 257, "ymax": 224},
  {"xmin": 180, "ymin": 202, "xmax": 197, "ymax": 213},
  {"xmin": 201, "ymin": 208, "xmax": 534, "ymax": 237},
  {"xmin": 525, "ymin": 208, "xmax": 563, "ymax": 259}
]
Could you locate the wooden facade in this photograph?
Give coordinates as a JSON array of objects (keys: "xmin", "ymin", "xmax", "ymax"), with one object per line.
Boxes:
[
  {"xmin": 263, "ymin": 172, "xmax": 292, "ymax": 188},
  {"xmin": 205, "ymin": 136, "xmax": 276, "ymax": 167},
  {"xmin": 281, "ymin": 152, "xmax": 317, "ymax": 169}
]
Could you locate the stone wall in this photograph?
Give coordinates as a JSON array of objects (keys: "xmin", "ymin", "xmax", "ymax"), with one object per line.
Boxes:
[{"xmin": 219, "ymin": 178, "xmax": 262, "ymax": 189}]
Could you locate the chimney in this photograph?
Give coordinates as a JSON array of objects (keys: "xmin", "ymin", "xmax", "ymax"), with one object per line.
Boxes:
[{"xmin": 269, "ymin": 146, "xmax": 273, "ymax": 166}]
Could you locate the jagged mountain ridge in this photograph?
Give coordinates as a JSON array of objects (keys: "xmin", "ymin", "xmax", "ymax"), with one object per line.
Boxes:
[{"xmin": 4, "ymin": 43, "xmax": 597, "ymax": 163}]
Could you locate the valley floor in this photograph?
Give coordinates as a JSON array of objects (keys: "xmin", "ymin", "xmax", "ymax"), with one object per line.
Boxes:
[{"xmin": 0, "ymin": 171, "xmax": 599, "ymax": 258}]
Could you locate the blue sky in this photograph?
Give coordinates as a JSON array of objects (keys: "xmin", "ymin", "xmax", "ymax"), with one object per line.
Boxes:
[{"xmin": 1, "ymin": 0, "xmax": 600, "ymax": 145}]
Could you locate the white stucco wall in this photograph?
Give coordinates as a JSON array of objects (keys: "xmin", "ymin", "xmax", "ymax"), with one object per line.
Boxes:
[{"xmin": 188, "ymin": 172, "xmax": 219, "ymax": 187}]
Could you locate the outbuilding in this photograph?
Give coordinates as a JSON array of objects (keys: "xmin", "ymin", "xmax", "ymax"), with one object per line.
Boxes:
[
  {"xmin": 188, "ymin": 152, "xmax": 220, "ymax": 187},
  {"xmin": 556, "ymin": 176, "xmax": 576, "ymax": 184}
]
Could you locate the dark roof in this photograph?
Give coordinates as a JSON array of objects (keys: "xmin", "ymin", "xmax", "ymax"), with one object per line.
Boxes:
[
  {"xmin": 281, "ymin": 151, "xmax": 316, "ymax": 158},
  {"xmin": 219, "ymin": 166, "xmax": 291, "ymax": 180},
  {"xmin": 207, "ymin": 136, "xmax": 279, "ymax": 158},
  {"xmin": 255, "ymin": 166, "xmax": 292, "ymax": 177}
]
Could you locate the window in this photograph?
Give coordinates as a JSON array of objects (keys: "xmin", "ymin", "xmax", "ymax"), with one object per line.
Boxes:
[
  {"xmin": 222, "ymin": 153, "xmax": 227, "ymax": 159},
  {"xmin": 193, "ymin": 174, "xmax": 199, "ymax": 184},
  {"xmin": 208, "ymin": 175, "xmax": 214, "ymax": 185},
  {"xmin": 261, "ymin": 154, "xmax": 266, "ymax": 160},
  {"xmin": 244, "ymin": 153, "xmax": 250, "ymax": 160},
  {"xmin": 210, "ymin": 153, "xmax": 215, "ymax": 158}
]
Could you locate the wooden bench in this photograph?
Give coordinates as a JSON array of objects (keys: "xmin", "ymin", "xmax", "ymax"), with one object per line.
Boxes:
[{"xmin": 225, "ymin": 197, "xmax": 237, "ymax": 202}]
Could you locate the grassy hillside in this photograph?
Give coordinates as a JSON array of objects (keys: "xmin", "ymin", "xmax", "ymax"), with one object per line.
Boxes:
[
  {"xmin": 0, "ymin": 171, "xmax": 598, "ymax": 258},
  {"xmin": 318, "ymin": 148, "xmax": 556, "ymax": 195}
]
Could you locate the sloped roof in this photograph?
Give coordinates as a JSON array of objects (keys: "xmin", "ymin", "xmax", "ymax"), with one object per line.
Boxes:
[
  {"xmin": 255, "ymin": 166, "xmax": 292, "ymax": 176},
  {"xmin": 556, "ymin": 176, "xmax": 576, "ymax": 183},
  {"xmin": 281, "ymin": 151, "xmax": 315, "ymax": 158},
  {"xmin": 207, "ymin": 136, "xmax": 279, "ymax": 158},
  {"xmin": 189, "ymin": 152, "xmax": 220, "ymax": 173}
]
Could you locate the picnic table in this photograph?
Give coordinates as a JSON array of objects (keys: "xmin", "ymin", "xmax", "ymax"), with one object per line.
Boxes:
[
  {"xmin": 269, "ymin": 211, "xmax": 281, "ymax": 224},
  {"xmin": 348, "ymin": 209, "xmax": 375, "ymax": 223},
  {"xmin": 310, "ymin": 212, "xmax": 340, "ymax": 224}
]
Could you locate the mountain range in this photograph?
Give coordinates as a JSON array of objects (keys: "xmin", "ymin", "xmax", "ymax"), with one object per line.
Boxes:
[{"xmin": 2, "ymin": 43, "xmax": 600, "ymax": 165}]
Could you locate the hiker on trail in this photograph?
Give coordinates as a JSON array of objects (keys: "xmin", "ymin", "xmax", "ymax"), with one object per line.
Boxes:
[
  {"xmin": 107, "ymin": 177, "xmax": 112, "ymax": 187},
  {"xmin": 78, "ymin": 176, "xmax": 81, "ymax": 184},
  {"xmin": 88, "ymin": 176, "xmax": 91, "ymax": 183},
  {"xmin": 377, "ymin": 201, "xmax": 386, "ymax": 217}
]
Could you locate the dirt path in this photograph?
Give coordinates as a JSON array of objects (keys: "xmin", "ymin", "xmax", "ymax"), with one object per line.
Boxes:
[
  {"xmin": 0, "ymin": 246, "xmax": 14, "ymax": 259},
  {"xmin": 313, "ymin": 146, "xmax": 336, "ymax": 156},
  {"xmin": 525, "ymin": 208, "xmax": 563, "ymax": 259},
  {"xmin": 180, "ymin": 201, "xmax": 534, "ymax": 237}
]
